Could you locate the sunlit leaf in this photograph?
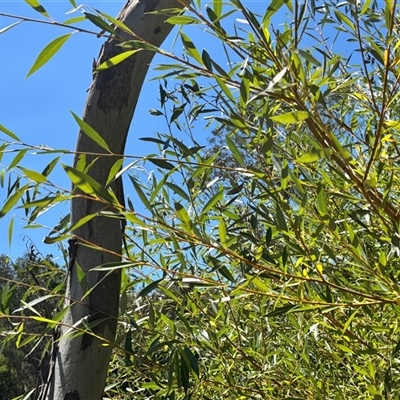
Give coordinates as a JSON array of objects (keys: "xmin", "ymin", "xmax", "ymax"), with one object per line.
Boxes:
[
  {"xmin": 27, "ymin": 34, "xmax": 72, "ymax": 77},
  {"xmin": 71, "ymin": 112, "xmax": 111, "ymax": 152}
]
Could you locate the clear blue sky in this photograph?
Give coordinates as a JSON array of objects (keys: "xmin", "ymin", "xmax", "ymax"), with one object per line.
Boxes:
[{"xmin": 0, "ymin": 1, "xmax": 289, "ymax": 260}]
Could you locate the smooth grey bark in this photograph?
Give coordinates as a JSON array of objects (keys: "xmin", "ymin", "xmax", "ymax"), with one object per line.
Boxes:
[{"xmin": 45, "ymin": 1, "xmax": 185, "ymax": 399}]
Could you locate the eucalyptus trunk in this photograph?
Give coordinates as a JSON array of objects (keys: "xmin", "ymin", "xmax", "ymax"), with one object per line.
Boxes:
[{"xmin": 45, "ymin": 1, "xmax": 184, "ymax": 398}]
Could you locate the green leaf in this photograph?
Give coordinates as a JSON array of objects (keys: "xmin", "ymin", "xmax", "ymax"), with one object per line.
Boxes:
[
  {"xmin": 226, "ymin": 135, "xmax": 245, "ymax": 166},
  {"xmin": 97, "ymin": 50, "xmax": 140, "ymax": 71},
  {"xmin": 129, "ymin": 176, "xmax": 152, "ymax": 211},
  {"xmin": 215, "ymin": 76, "xmax": 235, "ymax": 102},
  {"xmin": 175, "ymin": 202, "xmax": 191, "ymax": 226},
  {"xmin": 84, "ymin": 12, "xmax": 116, "ymax": 35},
  {"xmin": 218, "ymin": 217, "xmax": 227, "ymax": 246},
  {"xmin": 147, "ymin": 158, "xmax": 175, "ymax": 170},
  {"xmin": 24, "ymin": 0, "xmax": 49, "ymax": 18},
  {"xmin": 180, "ymin": 32, "xmax": 202, "ymax": 64},
  {"xmin": 0, "ymin": 184, "xmax": 29, "ymax": 219},
  {"xmin": 96, "ymin": 10, "xmax": 135, "ymax": 37},
  {"xmin": 165, "ymin": 182, "xmax": 190, "ymax": 201},
  {"xmin": 8, "ymin": 149, "xmax": 28, "ymax": 170},
  {"xmin": 316, "ymin": 183, "xmax": 328, "ymax": 216},
  {"xmin": 166, "ymin": 16, "xmax": 200, "ymax": 25},
  {"xmin": 270, "ymin": 111, "xmax": 309, "ymax": 124},
  {"xmin": 333, "ymin": 9, "xmax": 355, "ymax": 30},
  {"xmin": 202, "ymin": 190, "xmax": 224, "ymax": 215},
  {"xmin": 71, "ymin": 111, "xmax": 111, "ymax": 152},
  {"xmin": 8, "ymin": 216, "xmax": 14, "ymax": 247},
  {"xmin": 298, "ymin": 49, "xmax": 321, "ymax": 66},
  {"xmin": 296, "ymin": 148, "xmax": 333, "ymax": 163},
  {"xmin": 139, "ymin": 278, "xmax": 164, "ymax": 297},
  {"xmin": 18, "ymin": 167, "xmax": 48, "ymax": 184},
  {"xmin": 0, "ymin": 124, "xmax": 20, "ymax": 141},
  {"xmin": 267, "ymin": 305, "xmax": 297, "ymax": 317},
  {"xmin": 63, "ymin": 164, "xmax": 116, "ymax": 205},
  {"xmin": 263, "ymin": 0, "xmax": 284, "ymax": 22},
  {"xmin": 27, "ymin": 33, "xmax": 72, "ymax": 77},
  {"xmin": 202, "ymin": 49, "xmax": 213, "ymax": 71},
  {"xmin": 106, "ymin": 158, "xmax": 124, "ymax": 186}
]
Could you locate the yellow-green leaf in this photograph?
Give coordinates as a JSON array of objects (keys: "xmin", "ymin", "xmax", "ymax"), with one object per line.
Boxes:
[
  {"xmin": 18, "ymin": 167, "xmax": 48, "ymax": 184},
  {"xmin": 27, "ymin": 34, "xmax": 72, "ymax": 77},
  {"xmin": 296, "ymin": 148, "xmax": 333, "ymax": 163},
  {"xmin": 63, "ymin": 164, "xmax": 116, "ymax": 205},
  {"xmin": 0, "ymin": 124, "xmax": 20, "ymax": 141},
  {"xmin": 270, "ymin": 111, "xmax": 309, "ymax": 124},
  {"xmin": 24, "ymin": 0, "xmax": 49, "ymax": 18},
  {"xmin": 97, "ymin": 50, "xmax": 140, "ymax": 71},
  {"xmin": 0, "ymin": 184, "xmax": 30, "ymax": 219},
  {"xmin": 71, "ymin": 112, "xmax": 111, "ymax": 152}
]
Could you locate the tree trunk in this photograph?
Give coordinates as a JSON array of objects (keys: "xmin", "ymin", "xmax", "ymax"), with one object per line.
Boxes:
[{"xmin": 45, "ymin": 1, "xmax": 185, "ymax": 398}]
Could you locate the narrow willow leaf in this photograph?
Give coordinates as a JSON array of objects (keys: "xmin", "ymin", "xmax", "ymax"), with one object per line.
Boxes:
[
  {"xmin": 19, "ymin": 195, "xmax": 67, "ymax": 209},
  {"xmin": 27, "ymin": 34, "xmax": 72, "ymax": 77},
  {"xmin": 0, "ymin": 184, "xmax": 29, "ymax": 219},
  {"xmin": 226, "ymin": 136, "xmax": 245, "ymax": 166},
  {"xmin": 276, "ymin": 204, "xmax": 288, "ymax": 231},
  {"xmin": 218, "ymin": 217, "xmax": 227, "ymax": 246},
  {"xmin": 317, "ymin": 183, "xmax": 328, "ymax": 216},
  {"xmin": 201, "ymin": 49, "xmax": 213, "ymax": 71},
  {"xmin": 184, "ymin": 346, "xmax": 200, "ymax": 377},
  {"xmin": 215, "ymin": 76, "xmax": 235, "ymax": 102},
  {"xmin": 360, "ymin": 0, "xmax": 372, "ymax": 15},
  {"xmin": 175, "ymin": 202, "xmax": 191, "ymax": 226},
  {"xmin": 8, "ymin": 216, "xmax": 14, "ymax": 247},
  {"xmin": 333, "ymin": 9, "xmax": 355, "ymax": 30},
  {"xmin": 166, "ymin": 16, "xmax": 200, "ymax": 25},
  {"xmin": 96, "ymin": 10, "xmax": 135, "ymax": 36},
  {"xmin": 43, "ymin": 234, "xmax": 69, "ymax": 244},
  {"xmin": 63, "ymin": 16, "xmax": 86, "ymax": 25},
  {"xmin": 263, "ymin": 0, "xmax": 284, "ymax": 22},
  {"xmin": 129, "ymin": 176, "xmax": 152, "ymax": 211},
  {"xmin": 91, "ymin": 262, "xmax": 139, "ymax": 271},
  {"xmin": 97, "ymin": 50, "xmax": 140, "ymax": 71},
  {"xmin": 63, "ymin": 164, "xmax": 116, "ymax": 205},
  {"xmin": 215, "ymin": 264, "xmax": 235, "ymax": 282},
  {"xmin": 296, "ymin": 148, "xmax": 333, "ymax": 163},
  {"xmin": 202, "ymin": 190, "xmax": 224, "ymax": 215},
  {"xmin": 119, "ymin": 40, "xmax": 158, "ymax": 52},
  {"xmin": 106, "ymin": 158, "xmax": 124, "ymax": 186},
  {"xmin": 166, "ymin": 182, "xmax": 190, "ymax": 201},
  {"xmin": 84, "ymin": 12, "xmax": 116, "ymax": 35},
  {"xmin": 270, "ymin": 111, "xmax": 309, "ymax": 124},
  {"xmin": 180, "ymin": 32, "xmax": 202, "ymax": 64},
  {"xmin": 267, "ymin": 67, "xmax": 288, "ymax": 91},
  {"xmin": 0, "ymin": 21, "xmax": 22, "ymax": 35},
  {"xmin": 0, "ymin": 124, "xmax": 20, "ymax": 141},
  {"xmin": 18, "ymin": 167, "xmax": 48, "ymax": 184},
  {"xmin": 298, "ymin": 49, "xmax": 321, "ymax": 66},
  {"xmin": 42, "ymin": 156, "xmax": 60, "ymax": 177},
  {"xmin": 267, "ymin": 304, "xmax": 297, "ymax": 317},
  {"xmin": 24, "ymin": 0, "xmax": 50, "ymax": 18},
  {"xmin": 139, "ymin": 278, "xmax": 164, "ymax": 297},
  {"xmin": 71, "ymin": 112, "xmax": 111, "ymax": 152},
  {"xmin": 8, "ymin": 149, "xmax": 28, "ymax": 170}
]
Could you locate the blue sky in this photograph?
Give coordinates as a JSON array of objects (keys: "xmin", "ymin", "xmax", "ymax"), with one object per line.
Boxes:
[{"xmin": 0, "ymin": 1, "xmax": 286, "ymax": 260}]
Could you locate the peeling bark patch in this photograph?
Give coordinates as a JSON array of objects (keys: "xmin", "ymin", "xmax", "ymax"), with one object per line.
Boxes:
[
  {"xmin": 154, "ymin": 26, "xmax": 161, "ymax": 34},
  {"xmin": 95, "ymin": 43, "xmax": 135, "ymax": 113},
  {"xmin": 64, "ymin": 390, "xmax": 80, "ymax": 400}
]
